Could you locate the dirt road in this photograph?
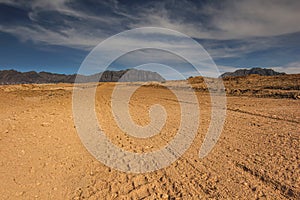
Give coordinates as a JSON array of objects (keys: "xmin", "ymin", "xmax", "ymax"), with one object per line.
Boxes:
[{"xmin": 0, "ymin": 83, "xmax": 299, "ymax": 199}]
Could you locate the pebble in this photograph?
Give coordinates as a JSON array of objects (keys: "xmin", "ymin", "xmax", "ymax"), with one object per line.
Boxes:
[
  {"xmin": 112, "ymin": 192, "xmax": 118, "ymax": 198},
  {"xmin": 15, "ymin": 191, "xmax": 24, "ymax": 196},
  {"xmin": 41, "ymin": 122, "xmax": 50, "ymax": 127},
  {"xmin": 30, "ymin": 167, "xmax": 35, "ymax": 173}
]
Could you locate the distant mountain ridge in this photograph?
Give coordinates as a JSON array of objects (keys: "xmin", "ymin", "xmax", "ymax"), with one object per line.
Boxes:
[
  {"xmin": 0, "ymin": 69, "xmax": 165, "ymax": 85},
  {"xmin": 220, "ymin": 68, "xmax": 285, "ymax": 78}
]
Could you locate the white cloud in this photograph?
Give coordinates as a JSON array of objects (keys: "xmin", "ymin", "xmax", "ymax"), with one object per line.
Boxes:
[
  {"xmin": 209, "ymin": 0, "xmax": 300, "ymax": 39},
  {"xmin": 129, "ymin": 0, "xmax": 300, "ymax": 40},
  {"xmin": 0, "ymin": 24, "xmax": 103, "ymax": 50},
  {"xmin": 271, "ymin": 62, "xmax": 300, "ymax": 74}
]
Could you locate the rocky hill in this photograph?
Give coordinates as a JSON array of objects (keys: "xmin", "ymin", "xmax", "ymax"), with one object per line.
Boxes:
[
  {"xmin": 220, "ymin": 68, "xmax": 285, "ymax": 78},
  {"xmin": 0, "ymin": 69, "xmax": 165, "ymax": 85}
]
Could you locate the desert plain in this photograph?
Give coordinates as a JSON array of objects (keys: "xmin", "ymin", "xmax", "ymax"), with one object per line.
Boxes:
[{"xmin": 0, "ymin": 75, "xmax": 299, "ymax": 199}]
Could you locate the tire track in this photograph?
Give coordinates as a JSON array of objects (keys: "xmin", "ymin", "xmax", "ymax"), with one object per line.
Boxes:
[{"xmin": 227, "ymin": 108, "xmax": 299, "ymax": 124}]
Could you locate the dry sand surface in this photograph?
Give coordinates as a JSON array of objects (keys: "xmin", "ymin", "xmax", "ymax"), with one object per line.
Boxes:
[{"xmin": 0, "ymin": 81, "xmax": 299, "ymax": 199}]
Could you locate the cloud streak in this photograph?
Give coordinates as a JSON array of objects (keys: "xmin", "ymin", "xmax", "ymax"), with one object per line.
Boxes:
[
  {"xmin": 0, "ymin": 0, "xmax": 299, "ymax": 49},
  {"xmin": 0, "ymin": 0, "xmax": 299, "ymax": 75}
]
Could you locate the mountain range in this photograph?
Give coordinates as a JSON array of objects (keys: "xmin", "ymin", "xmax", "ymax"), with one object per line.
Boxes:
[
  {"xmin": 220, "ymin": 67, "xmax": 285, "ymax": 78},
  {"xmin": 0, "ymin": 67, "xmax": 288, "ymax": 85},
  {"xmin": 0, "ymin": 69, "xmax": 165, "ymax": 85}
]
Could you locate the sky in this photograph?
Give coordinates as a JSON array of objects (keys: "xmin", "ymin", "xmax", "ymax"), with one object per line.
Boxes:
[{"xmin": 0, "ymin": 0, "xmax": 299, "ymax": 78}]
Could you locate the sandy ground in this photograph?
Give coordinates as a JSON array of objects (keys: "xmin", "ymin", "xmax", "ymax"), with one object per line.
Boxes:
[{"xmin": 0, "ymin": 83, "xmax": 299, "ymax": 199}]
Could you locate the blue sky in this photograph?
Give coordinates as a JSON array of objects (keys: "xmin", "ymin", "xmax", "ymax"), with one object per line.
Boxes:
[{"xmin": 0, "ymin": 0, "xmax": 299, "ymax": 77}]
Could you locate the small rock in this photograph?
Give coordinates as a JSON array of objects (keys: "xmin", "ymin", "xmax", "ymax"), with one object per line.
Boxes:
[
  {"xmin": 41, "ymin": 122, "xmax": 50, "ymax": 127},
  {"xmin": 137, "ymin": 187, "xmax": 150, "ymax": 199},
  {"xmin": 30, "ymin": 167, "xmax": 35, "ymax": 173},
  {"xmin": 15, "ymin": 191, "xmax": 24, "ymax": 196},
  {"xmin": 112, "ymin": 192, "xmax": 118, "ymax": 198}
]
